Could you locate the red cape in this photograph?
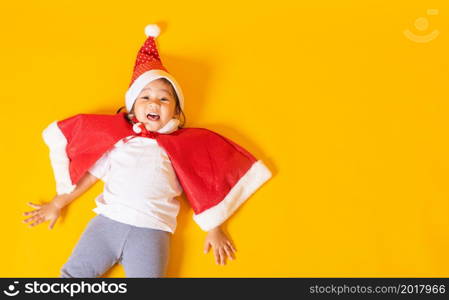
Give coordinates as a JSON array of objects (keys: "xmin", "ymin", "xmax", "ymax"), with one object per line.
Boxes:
[{"xmin": 42, "ymin": 112, "xmax": 272, "ymax": 231}]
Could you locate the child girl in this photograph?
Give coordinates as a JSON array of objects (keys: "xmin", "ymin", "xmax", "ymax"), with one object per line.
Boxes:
[{"xmin": 23, "ymin": 24, "xmax": 272, "ymax": 278}]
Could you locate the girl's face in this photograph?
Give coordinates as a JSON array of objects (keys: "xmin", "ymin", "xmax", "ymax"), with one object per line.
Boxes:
[{"xmin": 133, "ymin": 79, "xmax": 178, "ymax": 132}]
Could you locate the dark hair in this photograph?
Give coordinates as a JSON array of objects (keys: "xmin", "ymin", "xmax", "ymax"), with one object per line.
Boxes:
[{"xmin": 116, "ymin": 78, "xmax": 186, "ymax": 128}]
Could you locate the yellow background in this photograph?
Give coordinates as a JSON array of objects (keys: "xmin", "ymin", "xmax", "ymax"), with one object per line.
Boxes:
[{"xmin": 1, "ymin": 0, "xmax": 449, "ymax": 277}]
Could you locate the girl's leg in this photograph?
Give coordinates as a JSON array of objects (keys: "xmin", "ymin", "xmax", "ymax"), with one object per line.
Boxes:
[
  {"xmin": 60, "ymin": 214, "xmax": 131, "ymax": 278},
  {"xmin": 119, "ymin": 226, "xmax": 171, "ymax": 278}
]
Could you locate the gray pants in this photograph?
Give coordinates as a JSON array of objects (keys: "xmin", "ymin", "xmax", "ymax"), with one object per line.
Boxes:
[{"xmin": 60, "ymin": 214, "xmax": 170, "ymax": 278}]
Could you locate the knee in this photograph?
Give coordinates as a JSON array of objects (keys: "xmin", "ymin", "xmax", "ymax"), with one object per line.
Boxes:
[
  {"xmin": 60, "ymin": 266, "xmax": 74, "ymax": 278},
  {"xmin": 126, "ymin": 261, "xmax": 168, "ymax": 278},
  {"xmin": 60, "ymin": 260, "xmax": 100, "ymax": 278},
  {"xmin": 126, "ymin": 269, "xmax": 166, "ymax": 278}
]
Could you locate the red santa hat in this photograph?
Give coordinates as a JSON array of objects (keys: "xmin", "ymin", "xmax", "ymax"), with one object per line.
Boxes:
[{"xmin": 125, "ymin": 24, "xmax": 184, "ymax": 113}]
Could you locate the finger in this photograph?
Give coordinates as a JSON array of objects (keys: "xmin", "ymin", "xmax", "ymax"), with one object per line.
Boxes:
[
  {"xmin": 227, "ymin": 241, "xmax": 237, "ymax": 253},
  {"xmin": 204, "ymin": 242, "xmax": 211, "ymax": 254},
  {"xmin": 24, "ymin": 215, "xmax": 41, "ymax": 224},
  {"xmin": 30, "ymin": 218, "xmax": 45, "ymax": 227},
  {"xmin": 23, "ymin": 210, "xmax": 39, "ymax": 216},
  {"xmin": 27, "ymin": 202, "xmax": 42, "ymax": 209},
  {"xmin": 218, "ymin": 248, "xmax": 226, "ymax": 265},
  {"xmin": 213, "ymin": 247, "xmax": 220, "ymax": 265},
  {"xmin": 224, "ymin": 244, "xmax": 234, "ymax": 260},
  {"xmin": 49, "ymin": 218, "xmax": 57, "ymax": 230}
]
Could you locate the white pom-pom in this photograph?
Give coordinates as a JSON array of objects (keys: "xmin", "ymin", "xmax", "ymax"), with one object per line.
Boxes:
[
  {"xmin": 133, "ymin": 123, "xmax": 142, "ymax": 134},
  {"xmin": 145, "ymin": 24, "xmax": 160, "ymax": 37}
]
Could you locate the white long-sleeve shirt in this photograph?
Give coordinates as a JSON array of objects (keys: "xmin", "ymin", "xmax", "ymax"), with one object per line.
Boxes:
[{"xmin": 88, "ymin": 119, "xmax": 183, "ymax": 234}]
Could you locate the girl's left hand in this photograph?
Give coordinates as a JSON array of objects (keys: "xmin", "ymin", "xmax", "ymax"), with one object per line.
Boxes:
[{"xmin": 203, "ymin": 226, "xmax": 236, "ymax": 265}]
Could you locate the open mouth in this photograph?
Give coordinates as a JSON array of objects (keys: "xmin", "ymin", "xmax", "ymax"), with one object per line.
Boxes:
[{"xmin": 146, "ymin": 112, "xmax": 160, "ymax": 121}]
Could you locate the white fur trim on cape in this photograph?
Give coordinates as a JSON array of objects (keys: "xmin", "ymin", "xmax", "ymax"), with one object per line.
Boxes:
[
  {"xmin": 125, "ymin": 69, "xmax": 185, "ymax": 112},
  {"xmin": 157, "ymin": 118, "xmax": 180, "ymax": 133},
  {"xmin": 42, "ymin": 121, "xmax": 76, "ymax": 195},
  {"xmin": 192, "ymin": 160, "xmax": 272, "ymax": 231}
]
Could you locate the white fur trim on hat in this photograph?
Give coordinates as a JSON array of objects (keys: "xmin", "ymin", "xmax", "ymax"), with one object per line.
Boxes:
[{"xmin": 125, "ymin": 69, "xmax": 185, "ymax": 112}]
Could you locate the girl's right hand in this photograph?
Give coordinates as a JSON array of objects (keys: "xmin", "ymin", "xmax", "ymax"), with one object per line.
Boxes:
[{"xmin": 23, "ymin": 195, "xmax": 67, "ymax": 229}]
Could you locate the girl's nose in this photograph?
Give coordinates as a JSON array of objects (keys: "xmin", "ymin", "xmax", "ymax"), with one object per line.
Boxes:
[{"xmin": 147, "ymin": 98, "xmax": 160, "ymax": 106}]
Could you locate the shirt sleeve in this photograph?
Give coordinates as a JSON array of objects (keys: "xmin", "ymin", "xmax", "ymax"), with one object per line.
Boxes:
[{"xmin": 88, "ymin": 151, "xmax": 110, "ymax": 181}]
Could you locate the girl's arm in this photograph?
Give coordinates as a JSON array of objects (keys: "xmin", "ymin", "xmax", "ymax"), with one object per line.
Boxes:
[
  {"xmin": 51, "ymin": 171, "xmax": 99, "ymax": 209},
  {"xmin": 23, "ymin": 171, "xmax": 99, "ymax": 229}
]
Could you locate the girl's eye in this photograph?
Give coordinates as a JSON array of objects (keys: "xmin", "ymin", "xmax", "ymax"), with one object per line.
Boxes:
[{"xmin": 140, "ymin": 96, "xmax": 169, "ymax": 102}]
